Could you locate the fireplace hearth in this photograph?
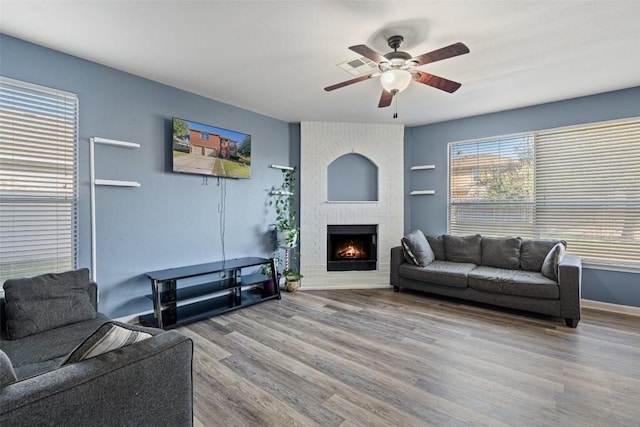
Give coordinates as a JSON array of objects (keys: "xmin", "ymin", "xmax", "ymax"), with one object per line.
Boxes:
[{"xmin": 327, "ymin": 225, "xmax": 377, "ymax": 271}]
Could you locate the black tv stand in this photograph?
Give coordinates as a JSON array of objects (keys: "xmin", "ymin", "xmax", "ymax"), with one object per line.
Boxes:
[{"xmin": 140, "ymin": 257, "xmax": 280, "ymax": 329}]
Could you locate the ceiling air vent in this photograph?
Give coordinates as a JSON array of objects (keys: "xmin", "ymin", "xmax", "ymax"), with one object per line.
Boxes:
[{"xmin": 336, "ymin": 57, "xmax": 378, "ymax": 76}]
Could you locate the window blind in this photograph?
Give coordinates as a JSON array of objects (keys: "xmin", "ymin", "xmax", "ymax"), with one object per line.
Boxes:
[
  {"xmin": 448, "ymin": 118, "xmax": 640, "ymax": 270},
  {"xmin": 0, "ymin": 77, "xmax": 79, "ymax": 283},
  {"xmin": 535, "ymin": 119, "xmax": 640, "ymax": 269},
  {"xmin": 449, "ymin": 135, "xmax": 535, "ymax": 237}
]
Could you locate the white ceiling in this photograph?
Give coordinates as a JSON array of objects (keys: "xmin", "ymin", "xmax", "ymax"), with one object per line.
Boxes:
[{"xmin": 2, "ymin": 1, "xmax": 640, "ymax": 127}]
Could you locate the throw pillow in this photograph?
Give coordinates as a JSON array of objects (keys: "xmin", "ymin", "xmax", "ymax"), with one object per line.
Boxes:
[
  {"xmin": 401, "ymin": 230, "xmax": 435, "ymax": 267},
  {"xmin": 481, "ymin": 237, "xmax": 522, "ymax": 269},
  {"xmin": 521, "ymin": 239, "xmax": 567, "ymax": 272},
  {"xmin": 426, "ymin": 235, "xmax": 446, "ymax": 261},
  {"xmin": 443, "ymin": 234, "xmax": 482, "ymax": 264},
  {"xmin": 541, "ymin": 243, "xmax": 567, "ymax": 281},
  {"xmin": 3, "ymin": 268, "xmax": 97, "ymax": 340},
  {"xmin": 0, "ymin": 349, "xmax": 18, "ymax": 387},
  {"xmin": 61, "ymin": 321, "xmax": 152, "ymax": 365}
]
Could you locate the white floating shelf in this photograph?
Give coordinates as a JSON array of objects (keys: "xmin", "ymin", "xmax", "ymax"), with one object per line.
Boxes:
[
  {"xmin": 410, "ymin": 190, "xmax": 436, "ymax": 195},
  {"xmin": 411, "ymin": 165, "xmax": 436, "ymax": 170},
  {"xmin": 90, "ymin": 137, "xmax": 140, "ymax": 149},
  {"xmin": 95, "ymin": 179, "xmax": 141, "ymax": 187},
  {"xmin": 270, "ymin": 164, "xmax": 295, "ymax": 170}
]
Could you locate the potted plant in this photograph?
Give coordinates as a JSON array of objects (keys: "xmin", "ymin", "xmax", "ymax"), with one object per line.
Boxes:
[
  {"xmin": 283, "ymin": 267, "xmax": 303, "ymax": 292},
  {"xmin": 270, "ymin": 166, "xmax": 303, "ymax": 290},
  {"xmin": 273, "ymin": 166, "xmax": 299, "ymax": 249}
]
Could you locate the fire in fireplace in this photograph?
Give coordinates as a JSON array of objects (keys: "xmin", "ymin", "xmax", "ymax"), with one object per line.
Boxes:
[{"xmin": 327, "ymin": 224, "xmax": 377, "ymax": 271}]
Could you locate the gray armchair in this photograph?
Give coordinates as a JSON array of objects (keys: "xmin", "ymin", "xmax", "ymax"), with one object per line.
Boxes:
[{"xmin": 0, "ymin": 270, "xmax": 193, "ymax": 426}]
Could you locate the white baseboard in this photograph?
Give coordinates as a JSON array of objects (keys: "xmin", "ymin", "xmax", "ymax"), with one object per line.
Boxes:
[
  {"xmin": 112, "ymin": 310, "xmax": 151, "ymax": 325},
  {"xmin": 581, "ymin": 299, "xmax": 640, "ymax": 317}
]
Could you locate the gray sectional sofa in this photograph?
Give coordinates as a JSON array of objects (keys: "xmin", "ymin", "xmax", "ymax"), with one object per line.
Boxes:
[
  {"xmin": 0, "ymin": 269, "xmax": 194, "ymax": 426},
  {"xmin": 390, "ymin": 232, "xmax": 582, "ymax": 327}
]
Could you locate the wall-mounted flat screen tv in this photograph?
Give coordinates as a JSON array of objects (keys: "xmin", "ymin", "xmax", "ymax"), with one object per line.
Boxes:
[{"xmin": 172, "ymin": 117, "xmax": 251, "ymax": 179}]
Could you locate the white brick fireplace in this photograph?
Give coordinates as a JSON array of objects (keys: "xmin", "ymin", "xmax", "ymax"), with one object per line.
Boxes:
[{"xmin": 300, "ymin": 121, "xmax": 404, "ymax": 289}]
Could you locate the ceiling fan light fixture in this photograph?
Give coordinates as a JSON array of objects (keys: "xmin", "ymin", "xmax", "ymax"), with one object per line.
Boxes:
[{"xmin": 380, "ymin": 69, "xmax": 412, "ymax": 93}]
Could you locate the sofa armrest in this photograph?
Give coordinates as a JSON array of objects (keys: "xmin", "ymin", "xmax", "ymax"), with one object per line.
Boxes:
[
  {"xmin": 390, "ymin": 246, "xmax": 405, "ymax": 286},
  {"xmin": 558, "ymin": 253, "xmax": 582, "ymax": 322},
  {"xmin": 0, "ymin": 330, "xmax": 193, "ymax": 426}
]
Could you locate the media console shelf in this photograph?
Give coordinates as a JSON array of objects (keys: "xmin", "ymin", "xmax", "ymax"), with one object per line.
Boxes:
[{"xmin": 140, "ymin": 257, "xmax": 279, "ymax": 329}]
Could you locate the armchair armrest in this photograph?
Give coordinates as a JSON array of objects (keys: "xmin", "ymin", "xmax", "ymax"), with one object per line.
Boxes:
[{"xmin": 0, "ymin": 330, "xmax": 193, "ymax": 426}]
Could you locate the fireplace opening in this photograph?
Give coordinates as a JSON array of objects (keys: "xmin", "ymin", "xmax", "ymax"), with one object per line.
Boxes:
[{"xmin": 327, "ymin": 225, "xmax": 377, "ymax": 271}]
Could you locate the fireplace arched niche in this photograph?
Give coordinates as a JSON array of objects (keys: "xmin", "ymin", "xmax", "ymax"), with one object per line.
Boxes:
[{"xmin": 327, "ymin": 153, "xmax": 378, "ymax": 202}]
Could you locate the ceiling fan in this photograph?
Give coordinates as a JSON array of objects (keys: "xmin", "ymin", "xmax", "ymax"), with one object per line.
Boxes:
[{"xmin": 324, "ymin": 35, "xmax": 469, "ymax": 109}]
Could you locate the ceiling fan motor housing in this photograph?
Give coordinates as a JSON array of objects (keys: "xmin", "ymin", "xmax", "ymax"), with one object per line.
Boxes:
[
  {"xmin": 387, "ymin": 35, "xmax": 404, "ymax": 50},
  {"xmin": 379, "ymin": 34, "xmax": 416, "ymax": 72}
]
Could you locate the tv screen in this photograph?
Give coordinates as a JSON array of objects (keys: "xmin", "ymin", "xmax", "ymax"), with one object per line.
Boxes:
[{"xmin": 172, "ymin": 117, "xmax": 251, "ymax": 179}]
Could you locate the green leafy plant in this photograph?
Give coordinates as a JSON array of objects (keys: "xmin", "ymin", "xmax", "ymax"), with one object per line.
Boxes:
[
  {"xmin": 270, "ymin": 166, "xmax": 302, "ymax": 282},
  {"xmin": 272, "ymin": 167, "xmax": 299, "ymax": 247}
]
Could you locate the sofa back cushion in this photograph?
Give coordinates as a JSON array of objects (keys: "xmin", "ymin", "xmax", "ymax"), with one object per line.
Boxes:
[
  {"xmin": 520, "ymin": 239, "xmax": 566, "ymax": 272},
  {"xmin": 481, "ymin": 237, "xmax": 522, "ymax": 269},
  {"xmin": 443, "ymin": 234, "xmax": 482, "ymax": 264},
  {"xmin": 3, "ymin": 268, "xmax": 97, "ymax": 339},
  {"xmin": 426, "ymin": 235, "xmax": 446, "ymax": 261}
]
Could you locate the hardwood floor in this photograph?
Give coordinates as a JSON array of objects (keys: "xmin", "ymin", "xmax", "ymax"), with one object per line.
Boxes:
[{"xmin": 178, "ymin": 289, "xmax": 640, "ymax": 427}]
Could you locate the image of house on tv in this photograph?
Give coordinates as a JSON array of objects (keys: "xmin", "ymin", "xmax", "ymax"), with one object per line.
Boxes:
[
  {"xmin": 188, "ymin": 128, "xmax": 239, "ymax": 160},
  {"xmin": 172, "ymin": 118, "xmax": 252, "ymax": 179}
]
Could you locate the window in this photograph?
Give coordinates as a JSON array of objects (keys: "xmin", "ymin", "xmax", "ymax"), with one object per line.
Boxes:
[
  {"xmin": 449, "ymin": 135, "xmax": 534, "ymax": 237},
  {"xmin": 200, "ymin": 132, "xmax": 209, "ymax": 140},
  {"xmin": 449, "ymin": 118, "xmax": 640, "ymax": 270},
  {"xmin": 0, "ymin": 77, "xmax": 79, "ymax": 283}
]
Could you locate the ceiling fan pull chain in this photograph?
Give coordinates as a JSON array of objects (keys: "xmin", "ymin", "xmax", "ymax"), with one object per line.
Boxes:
[{"xmin": 393, "ymin": 94, "xmax": 398, "ymax": 119}]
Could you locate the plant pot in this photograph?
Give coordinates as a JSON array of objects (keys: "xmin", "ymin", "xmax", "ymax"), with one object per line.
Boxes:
[
  {"xmin": 285, "ymin": 279, "xmax": 300, "ymax": 292},
  {"xmin": 277, "ymin": 229, "xmax": 298, "ymax": 249},
  {"xmin": 262, "ymin": 279, "xmax": 275, "ymax": 297}
]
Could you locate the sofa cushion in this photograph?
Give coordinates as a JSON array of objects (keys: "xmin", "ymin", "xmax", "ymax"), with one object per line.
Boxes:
[
  {"xmin": 426, "ymin": 235, "xmax": 446, "ymax": 261},
  {"xmin": 468, "ymin": 266, "xmax": 559, "ymax": 299},
  {"xmin": 1, "ymin": 313, "xmax": 110, "ymax": 369},
  {"xmin": 481, "ymin": 237, "xmax": 522, "ymax": 269},
  {"xmin": 401, "ymin": 230, "xmax": 435, "ymax": 267},
  {"xmin": 3, "ymin": 268, "xmax": 97, "ymax": 339},
  {"xmin": 443, "ymin": 234, "xmax": 482, "ymax": 265},
  {"xmin": 398, "ymin": 260, "xmax": 475, "ymax": 288},
  {"xmin": 541, "ymin": 243, "xmax": 566, "ymax": 282},
  {"xmin": 13, "ymin": 357, "xmax": 65, "ymax": 381},
  {"xmin": 0, "ymin": 349, "xmax": 17, "ymax": 386},
  {"xmin": 520, "ymin": 239, "xmax": 566, "ymax": 272},
  {"xmin": 61, "ymin": 321, "xmax": 153, "ymax": 365}
]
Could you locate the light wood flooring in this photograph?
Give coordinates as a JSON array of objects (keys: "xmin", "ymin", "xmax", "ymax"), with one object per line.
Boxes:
[{"xmin": 178, "ymin": 289, "xmax": 640, "ymax": 427}]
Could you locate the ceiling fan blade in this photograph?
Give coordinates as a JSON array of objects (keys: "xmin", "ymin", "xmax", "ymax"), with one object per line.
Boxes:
[
  {"xmin": 378, "ymin": 90, "xmax": 394, "ymax": 108},
  {"xmin": 413, "ymin": 71, "xmax": 462, "ymax": 93},
  {"xmin": 349, "ymin": 44, "xmax": 386, "ymax": 64},
  {"xmin": 412, "ymin": 42, "xmax": 470, "ymax": 66},
  {"xmin": 324, "ymin": 73, "xmax": 376, "ymax": 91}
]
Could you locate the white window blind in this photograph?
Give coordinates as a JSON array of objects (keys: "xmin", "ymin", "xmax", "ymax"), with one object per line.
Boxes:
[
  {"xmin": 0, "ymin": 77, "xmax": 79, "ymax": 283},
  {"xmin": 449, "ymin": 118, "xmax": 640, "ymax": 270},
  {"xmin": 449, "ymin": 135, "xmax": 534, "ymax": 237},
  {"xmin": 536, "ymin": 119, "xmax": 640, "ymax": 269}
]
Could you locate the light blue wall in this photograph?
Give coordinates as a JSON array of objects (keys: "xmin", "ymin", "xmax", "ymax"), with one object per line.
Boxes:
[
  {"xmin": 327, "ymin": 153, "xmax": 378, "ymax": 201},
  {"xmin": 0, "ymin": 34, "xmax": 296, "ymax": 317},
  {"xmin": 406, "ymin": 86, "xmax": 640, "ymax": 307}
]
